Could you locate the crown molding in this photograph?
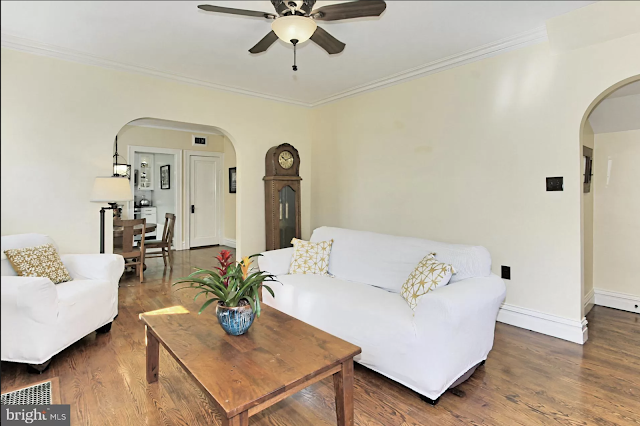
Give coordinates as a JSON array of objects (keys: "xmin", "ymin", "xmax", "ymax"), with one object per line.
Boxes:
[
  {"xmin": 2, "ymin": 26, "xmax": 548, "ymax": 109},
  {"xmin": 308, "ymin": 26, "xmax": 548, "ymax": 107},
  {"xmin": 0, "ymin": 32, "xmax": 311, "ymax": 107}
]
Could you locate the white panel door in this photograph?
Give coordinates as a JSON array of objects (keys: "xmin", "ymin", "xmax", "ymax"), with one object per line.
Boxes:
[{"xmin": 189, "ymin": 155, "xmax": 222, "ymax": 248}]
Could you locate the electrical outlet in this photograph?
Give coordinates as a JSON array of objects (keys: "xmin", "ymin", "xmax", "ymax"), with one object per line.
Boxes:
[
  {"xmin": 501, "ymin": 266, "xmax": 511, "ymax": 280},
  {"xmin": 546, "ymin": 177, "xmax": 563, "ymax": 191}
]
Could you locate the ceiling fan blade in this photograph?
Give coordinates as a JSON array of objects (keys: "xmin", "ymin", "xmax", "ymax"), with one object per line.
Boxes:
[
  {"xmin": 311, "ymin": 0, "xmax": 386, "ymax": 21},
  {"xmin": 249, "ymin": 31, "xmax": 279, "ymax": 54},
  {"xmin": 198, "ymin": 5, "xmax": 276, "ymax": 19},
  {"xmin": 310, "ymin": 26, "xmax": 345, "ymax": 55}
]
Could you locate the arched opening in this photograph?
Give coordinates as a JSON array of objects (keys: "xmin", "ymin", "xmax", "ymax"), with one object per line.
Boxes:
[
  {"xmin": 111, "ymin": 118, "xmax": 238, "ymax": 280},
  {"xmin": 579, "ymin": 75, "xmax": 640, "ymax": 320}
]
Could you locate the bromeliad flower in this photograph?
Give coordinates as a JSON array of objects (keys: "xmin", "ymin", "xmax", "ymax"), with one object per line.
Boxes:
[
  {"xmin": 240, "ymin": 256, "xmax": 252, "ymax": 280},
  {"xmin": 214, "ymin": 249, "xmax": 234, "ymax": 287}
]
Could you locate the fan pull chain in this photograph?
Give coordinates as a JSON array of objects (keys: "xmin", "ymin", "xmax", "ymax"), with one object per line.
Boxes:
[{"xmin": 291, "ymin": 39, "xmax": 299, "ymax": 71}]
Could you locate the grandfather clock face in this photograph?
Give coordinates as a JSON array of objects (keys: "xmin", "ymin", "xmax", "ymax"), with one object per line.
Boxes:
[
  {"xmin": 278, "ymin": 151, "xmax": 294, "ymax": 169},
  {"xmin": 265, "ymin": 144, "xmax": 302, "ymax": 250}
]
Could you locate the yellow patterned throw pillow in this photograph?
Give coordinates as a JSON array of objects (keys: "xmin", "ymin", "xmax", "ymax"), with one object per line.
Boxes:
[
  {"xmin": 401, "ymin": 253, "xmax": 455, "ymax": 310},
  {"xmin": 4, "ymin": 243, "xmax": 72, "ymax": 284},
  {"xmin": 289, "ymin": 238, "xmax": 333, "ymax": 275}
]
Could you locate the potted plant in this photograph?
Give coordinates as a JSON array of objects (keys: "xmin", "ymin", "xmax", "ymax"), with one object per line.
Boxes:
[{"xmin": 173, "ymin": 250, "xmax": 278, "ymax": 336}]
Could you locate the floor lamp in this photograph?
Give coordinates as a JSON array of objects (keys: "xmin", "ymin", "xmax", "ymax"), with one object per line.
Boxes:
[{"xmin": 90, "ymin": 176, "xmax": 133, "ymax": 253}]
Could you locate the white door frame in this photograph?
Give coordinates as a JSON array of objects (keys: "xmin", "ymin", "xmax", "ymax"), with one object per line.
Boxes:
[
  {"xmin": 127, "ymin": 145, "xmax": 183, "ymax": 250},
  {"xmin": 184, "ymin": 150, "xmax": 224, "ymax": 249}
]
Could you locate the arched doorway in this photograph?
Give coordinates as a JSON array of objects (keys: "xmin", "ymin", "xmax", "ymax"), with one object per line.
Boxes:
[
  {"xmin": 579, "ymin": 75, "xmax": 640, "ymax": 319},
  {"xmin": 111, "ymin": 118, "xmax": 238, "ymax": 268}
]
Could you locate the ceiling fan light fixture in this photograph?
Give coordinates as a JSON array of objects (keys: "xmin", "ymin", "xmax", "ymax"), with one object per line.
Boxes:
[{"xmin": 271, "ymin": 15, "xmax": 317, "ymax": 44}]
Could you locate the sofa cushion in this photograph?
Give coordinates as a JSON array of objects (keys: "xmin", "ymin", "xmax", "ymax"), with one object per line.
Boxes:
[
  {"xmin": 401, "ymin": 253, "xmax": 455, "ymax": 310},
  {"xmin": 310, "ymin": 227, "xmax": 491, "ymax": 293},
  {"xmin": 289, "ymin": 238, "xmax": 333, "ymax": 275},
  {"xmin": 263, "ymin": 274, "xmax": 417, "ymax": 372}
]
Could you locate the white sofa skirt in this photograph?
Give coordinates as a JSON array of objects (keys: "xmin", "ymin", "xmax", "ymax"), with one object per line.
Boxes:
[{"xmin": 263, "ymin": 273, "xmax": 506, "ymax": 400}]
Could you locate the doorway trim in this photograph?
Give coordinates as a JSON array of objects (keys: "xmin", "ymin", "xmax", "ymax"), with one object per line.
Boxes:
[
  {"xmin": 183, "ymin": 150, "xmax": 225, "ymax": 249},
  {"xmin": 127, "ymin": 145, "xmax": 184, "ymax": 250}
]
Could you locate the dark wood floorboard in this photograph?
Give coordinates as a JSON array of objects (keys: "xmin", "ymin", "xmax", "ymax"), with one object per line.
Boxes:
[{"xmin": 2, "ymin": 247, "xmax": 639, "ymax": 425}]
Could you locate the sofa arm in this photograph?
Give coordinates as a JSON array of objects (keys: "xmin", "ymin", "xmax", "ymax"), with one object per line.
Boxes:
[
  {"xmin": 61, "ymin": 254, "xmax": 125, "ymax": 286},
  {"xmin": 258, "ymin": 248, "xmax": 294, "ymax": 276},
  {"xmin": 414, "ymin": 274, "xmax": 506, "ymax": 330},
  {"xmin": 1, "ymin": 276, "xmax": 59, "ymax": 324}
]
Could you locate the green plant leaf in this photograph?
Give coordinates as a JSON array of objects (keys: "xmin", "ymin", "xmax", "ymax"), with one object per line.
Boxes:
[
  {"xmin": 262, "ymin": 284, "xmax": 276, "ymax": 298},
  {"xmin": 198, "ymin": 298, "xmax": 218, "ymax": 315},
  {"xmin": 193, "ymin": 290, "xmax": 209, "ymax": 302},
  {"xmin": 244, "ymin": 295, "xmax": 256, "ymax": 312}
]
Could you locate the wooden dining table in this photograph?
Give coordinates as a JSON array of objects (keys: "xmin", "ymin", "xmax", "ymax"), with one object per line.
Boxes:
[{"xmin": 113, "ymin": 222, "xmax": 157, "ymax": 238}]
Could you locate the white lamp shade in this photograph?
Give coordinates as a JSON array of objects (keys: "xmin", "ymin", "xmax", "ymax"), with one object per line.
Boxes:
[
  {"xmin": 90, "ymin": 176, "xmax": 133, "ymax": 202},
  {"xmin": 271, "ymin": 16, "xmax": 317, "ymax": 44}
]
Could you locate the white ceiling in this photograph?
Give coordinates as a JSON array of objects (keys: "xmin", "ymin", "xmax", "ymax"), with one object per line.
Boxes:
[
  {"xmin": 1, "ymin": 1, "xmax": 594, "ymax": 106},
  {"xmin": 589, "ymin": 81, "xmax": 640, "ymax": 134}
]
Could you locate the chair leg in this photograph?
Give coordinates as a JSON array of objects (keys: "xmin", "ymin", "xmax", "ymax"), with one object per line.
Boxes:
[
  {"xmin": 140, "ymin": 262, "xmax": 144, "ymax": 282},
  {"xmin": 168, "ymin": 247, "xmax": 174, "ymax": 270},
  {"xmin": 162, "ymin": 248, "xmax": 167, "ymax": 267}
]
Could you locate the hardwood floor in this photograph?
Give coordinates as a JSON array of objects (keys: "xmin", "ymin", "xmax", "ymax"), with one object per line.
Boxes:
[{"xmin": 2, "ymin": 246, "xmax": 639, "ymax": 425}]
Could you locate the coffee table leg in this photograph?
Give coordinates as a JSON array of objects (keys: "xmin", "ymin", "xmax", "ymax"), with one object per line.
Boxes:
[
  {"xmin": 333, "ymin": 359, "xmax": 355, "ymax": 426},
  {"xmin": 223, "ymin": 411, "xmax": 248, "ymax": 426},
  {"xmin": 146, "ymin": 325, "xmax": 159, "ymax": 383}
]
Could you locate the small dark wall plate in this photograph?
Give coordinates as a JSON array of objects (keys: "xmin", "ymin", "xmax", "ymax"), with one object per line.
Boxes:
[
  {"xmin": 546, "ymin": 177, "xmax": 563, "ymax": 191},
  {"xmin": 501, "ymin": 266, "xmax": 511, "ymax": 280}
]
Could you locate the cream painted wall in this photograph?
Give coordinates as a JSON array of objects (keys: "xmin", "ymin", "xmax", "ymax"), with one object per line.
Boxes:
[
  {"xmin": 593, "ymin": 130, "xmax": 640, "ymax": 297},
  {"xmin": 0, "ymin": 48, "xmax": 311, "ymax": 257},
  {"xmin": 310, "ymin": 32, "xmax": 640, "ymax": 322},
  {"xmin": 115, "ymin": 124, "xmax": 237, "ymax": 245},
  {"xmin": 223, "ymin": 137, "xmax": 237, "ymax": 243},
  {"xmin": 581, "ymin": 121, "xmax": 594, "ymax": 304}
]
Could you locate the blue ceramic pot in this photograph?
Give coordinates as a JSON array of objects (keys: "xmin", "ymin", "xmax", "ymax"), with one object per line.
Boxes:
[{"xmin": 215, "ymin": 303, "xmax": 255, "ymax": 336}]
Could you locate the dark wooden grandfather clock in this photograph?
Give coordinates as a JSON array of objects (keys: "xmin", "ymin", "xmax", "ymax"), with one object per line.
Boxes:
[{"xmin": 264, "ymin": 143, "xmax": 301, "ymax": 250}]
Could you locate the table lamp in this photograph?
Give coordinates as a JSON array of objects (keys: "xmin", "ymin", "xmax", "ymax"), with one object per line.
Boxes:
[{"xmin": 90, "ymin": 176, "xmax": 133, "ymax": 253}]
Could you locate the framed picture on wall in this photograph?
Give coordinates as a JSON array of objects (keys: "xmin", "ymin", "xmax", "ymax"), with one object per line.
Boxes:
[
  {"xmin": 160, "ymin": 165, "xmax": 170, "ymax": 190},
  {"xmin": 229, "ymin": 167, "xmax": 237, "ymax": 194}
]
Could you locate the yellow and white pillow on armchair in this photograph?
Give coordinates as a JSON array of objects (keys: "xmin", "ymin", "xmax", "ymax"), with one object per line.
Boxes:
[
  {"xmin": 401, "ymin": 253, "xmax": 455, "ymax": 310},
  {"xmin": 289, "ymin": 238, "xmax": 333, "ymax": 275}
]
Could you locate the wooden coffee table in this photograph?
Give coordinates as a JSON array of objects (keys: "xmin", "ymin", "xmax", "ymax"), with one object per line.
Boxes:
[{"xmin": 140, "ymin": 305, "xmax": 361, "ymax": 426}]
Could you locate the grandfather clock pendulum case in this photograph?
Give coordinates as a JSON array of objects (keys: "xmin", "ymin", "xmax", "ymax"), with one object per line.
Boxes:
[{"xmin": 264, "ymin": 143, "xmax": 302, "ymax": 250}]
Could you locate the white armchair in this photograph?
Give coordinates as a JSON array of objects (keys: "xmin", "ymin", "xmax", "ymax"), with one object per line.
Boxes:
[{"xmin": 1, "ymin": 233, "xmax": 124, "ymax": 371}]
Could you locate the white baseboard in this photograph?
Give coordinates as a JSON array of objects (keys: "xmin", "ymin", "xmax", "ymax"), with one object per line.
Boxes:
[
  {"xmin": 223, "ymin": 238, "xmax": 236, "ymax": 248},
  {"xmin": 497, "ymin": 304, "xmax": 588, "ymax": 344},
  {"xmin": 584, "ymin": 289, "xmax": 595, "ymax": 314},
  {"xmin": 594, "ymin": 289, "xmax": 640, "ymax": 314}
]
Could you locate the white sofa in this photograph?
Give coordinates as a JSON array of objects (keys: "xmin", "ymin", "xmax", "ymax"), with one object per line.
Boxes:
[
  {"xmin": 1, "ymin": 233, "xmax": 124, "ymax": 370},
  {"xmin": 259, "ymin": 227, "xmax": 506, "ymax": 402}
]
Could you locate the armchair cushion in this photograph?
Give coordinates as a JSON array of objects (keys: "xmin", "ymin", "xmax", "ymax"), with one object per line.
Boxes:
[
  {"xmin": 4, "ymin": 243, "xmax": 72, "ymax": 284},
  {"xmin": 1, "ymin": 233, "xmax": 58, "ymax": 277}
]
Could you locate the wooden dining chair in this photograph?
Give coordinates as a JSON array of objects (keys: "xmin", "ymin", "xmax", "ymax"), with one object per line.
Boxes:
[
  {"xmin": 145, "ymin": 213, "xmax": 176, "ymax": 270},
  {"xmin": 114, "ymin": 217, "xmax": 146, "ymax": 282}
]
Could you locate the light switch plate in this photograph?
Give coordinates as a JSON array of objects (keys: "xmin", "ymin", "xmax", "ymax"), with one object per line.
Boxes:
[{"xmin": 546, "ymin": 177, "xmax": 563, "ymax": 191}]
